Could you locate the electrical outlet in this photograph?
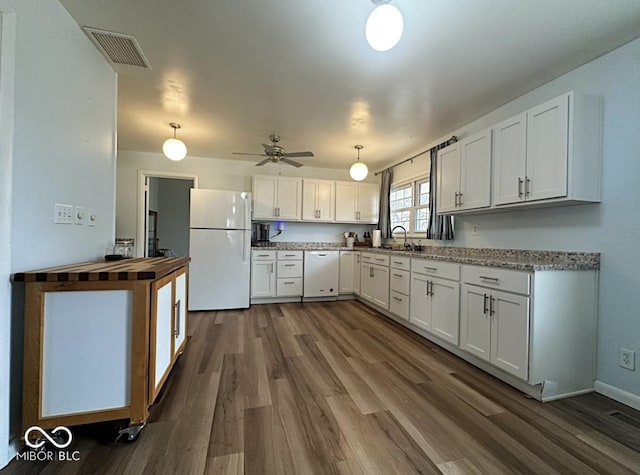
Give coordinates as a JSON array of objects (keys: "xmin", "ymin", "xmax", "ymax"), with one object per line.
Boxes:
[
  {"xmin": 472, "ymin": 224, "xmax": 479, "ymax": 236},
  {"xmin": 54, "ymin": 204, "xmax": 73, "ymax": 224},
  {"xmin": 620, "ymin": 348, "xmax": 635, "ymax": 370}
]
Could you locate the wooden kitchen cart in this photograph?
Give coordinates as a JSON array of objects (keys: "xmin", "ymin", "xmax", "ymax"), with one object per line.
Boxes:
[{"xmin": 13, "ymin": 257, "xmax": 189, "ymax": 441}]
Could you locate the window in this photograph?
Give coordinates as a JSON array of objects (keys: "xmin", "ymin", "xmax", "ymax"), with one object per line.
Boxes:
[{"xmin": 390, "ymin": 177, "xmax": 430, "ymax": 234}]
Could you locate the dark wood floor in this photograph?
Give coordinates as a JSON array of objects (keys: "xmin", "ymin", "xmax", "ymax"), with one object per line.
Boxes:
[{"xmin": 5, "ymin": 301, "xmax": 640, "ymax": 474}]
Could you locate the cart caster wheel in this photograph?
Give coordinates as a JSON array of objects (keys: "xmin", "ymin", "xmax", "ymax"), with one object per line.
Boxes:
[{"xmin": 115, "ymin": 423, "xmax": 145, "ymax": 444}]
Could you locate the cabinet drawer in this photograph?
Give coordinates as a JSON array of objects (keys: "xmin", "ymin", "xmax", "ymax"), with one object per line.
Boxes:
[
  {"xmin": 277, "ymin": 260, "xmax": 303, "ymax": 278},
  {"xmin": 362, "ymin": 253, "xmax": 389, "ymax": 266},
  {"xmin": 390, "ymin": 256, "xmax": 410, "ymax": 271},
  {"xmin": 252, "ymin": 250, "xmax": 276, "ymax": 261},
  {"xmin": 411, "ymin": 259, "xmax": 460, "ymax": 281},
  {"xmin": 390, "ymin": 269, "xmax": 410, "ymax": 295},
  {"xmin": 277, "ymin": 250, "xmax": 303, "ymax": 260},
  {"xmin": 462, "ymin": 265, "xmax": 530, "ymax": 295},
  {"xmin": 389, "ymin": 291, "xmax": 409, "ymax": 320},
  {"xmin": 277, "ymin": 278, "xmax": 303, "ymax": 296}
]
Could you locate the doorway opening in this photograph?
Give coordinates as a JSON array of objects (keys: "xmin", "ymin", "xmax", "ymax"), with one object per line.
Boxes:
[{"xmin": 136, "ymin": 170, "xmax": 198, "ymax": 257}]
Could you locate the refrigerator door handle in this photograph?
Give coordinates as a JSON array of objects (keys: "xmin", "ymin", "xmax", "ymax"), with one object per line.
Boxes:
[{"xmin": 242, "ymin": 231, "xmax": 247, "ymax": 263}]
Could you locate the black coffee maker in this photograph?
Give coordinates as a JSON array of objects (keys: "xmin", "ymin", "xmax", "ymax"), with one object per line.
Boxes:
[{"xmin": 252, "ymin": 223, "xmax": 270, "ymax": 244}]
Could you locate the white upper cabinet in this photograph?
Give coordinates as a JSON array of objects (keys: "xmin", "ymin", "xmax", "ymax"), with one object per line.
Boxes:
[
  {"xmin": 437, "ymin": 144, "xmax": 461, "ymax": 213},
  {"xmin": 252, "ymin": 175, "xmax": 302, "ymax": 220},
  {"xmin": 302, "ymin": 179, "xmax": 335, "ymax": 221},
  {"xmin": 437, "ymin": 129, "xmax": 492, "ymax": 214},
  {"xmin": 493, "ymin": 113, "xmax": 527, "ymax": 205},
  {"xmin": 526, "ymin": 96, "xmax": 569, "ymax": 201},
  {"xmin": 335, "ymin": 181, "xmax": 379, "ymax": 224},
  {"xmin": 493, "ymin": 92, "xmax": 601, "ymax": 208}
]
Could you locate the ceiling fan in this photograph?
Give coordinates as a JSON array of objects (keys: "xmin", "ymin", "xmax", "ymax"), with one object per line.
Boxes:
[{"xmin": 233, "ymin": 134, "xmax": 314, "ymax": 167}]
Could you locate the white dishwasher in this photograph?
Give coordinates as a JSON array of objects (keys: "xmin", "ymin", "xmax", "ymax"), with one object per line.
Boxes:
[{"xmin": 303, "ymin": 251, "xmax": 339, "ymax": 298}]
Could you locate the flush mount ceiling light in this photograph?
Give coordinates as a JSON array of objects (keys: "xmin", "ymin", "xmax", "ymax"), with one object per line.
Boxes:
[
  {"xmin": 365, "ymin": 0, "xmax": 404, "ymax": 52},
  {"xmin": 162, "ymin": 123, "xmax": 187, "ymax": 161},
  {"xmin": 350, "ymin": 145, "xmax": 369, "ymax": 181}
]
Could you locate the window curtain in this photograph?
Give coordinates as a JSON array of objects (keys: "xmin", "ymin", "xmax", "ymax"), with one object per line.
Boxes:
[
  {"xmin": 426, "ymin": 137, "xmax": 458, "ymax": 240},
  {"xmin": 378, "ymin": 169, "xmax": 393, "ymax": 238}
]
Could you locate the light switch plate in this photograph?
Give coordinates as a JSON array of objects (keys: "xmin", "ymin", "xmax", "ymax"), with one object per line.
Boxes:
[
  {"xmin": 88, "ymin": 208, "xmax": 96, "ymax": 227},
  {"xmin": 74, "ymin": 206, "xmax": 86, "ymax": 225},
  {"xmin": 54, "ymin": 204, "xmax": 73, "ymax": 224}
]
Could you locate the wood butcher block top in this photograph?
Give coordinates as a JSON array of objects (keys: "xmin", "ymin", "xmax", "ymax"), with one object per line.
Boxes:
[{"xmin": 13, "ymin": 257, "xmax": 190, "ymax": 283}]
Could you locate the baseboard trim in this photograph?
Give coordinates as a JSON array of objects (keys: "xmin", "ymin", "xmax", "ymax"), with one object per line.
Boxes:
[{"xmin": 594, "ymin": 380, "xmax": 640, "ymax": 411}]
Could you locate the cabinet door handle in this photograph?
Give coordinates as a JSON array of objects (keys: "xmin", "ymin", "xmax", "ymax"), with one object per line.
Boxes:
[
  {"xmin": 479, "ymin": 275, "xmax": 499, "ymax": 282},
  {"xmin": 284, "ymin": 281, "xmax": 295, "ymax": 285},
  {"xmin": 257, "ymin": 254, "xmax": 270, "ymax": 257},
  {"xmin": 284, "ymin": 254, "xmax": 295, "ymax": 257},
  {"xmin": 429, "ymin": 281, "xmax": 435, "ymax": 296},
  {"xmin": 370, "ymin": 267, "xmax": 374, "ymax": 278},
  {"xmin": 393, "ymin": 296, "xmax": 402, "ymax": 302},
  {"xmin": 174, "ymin": 300, "xmax": 181, "ymax": 337},
  {"xmin": 393, "ymin": 273, "xmax": 403, "ymax": 278},
  {"xmin": 483, "ymin": 293, "xmax": 488, "ymax": 314},
  {"xmin": 424, "ymin": 266, "xmax": 438, "ymax": 272},
  {"xmin": 518, "ymin": 177, "xmax": 524, "ymax": 198},
  {"xmin": 454, "ymin": 192, "xmax": 459, "ymax": 207},
  {"xmin": 393, "ymin": 261, "xmax": 403, "ymax": 265},
  {"xmin": 284, "ymin": 264, "xmax": 296, "ymax": 267},
  {"xmin": 270, "ymin": 263, "xmax": 274, "ymax": 274},
  {"xmin": 375, "ymin": 258, "xmax": 386, "ymax": 262},
  {"xmin": 489, "ymin": 296, "xmax": 496, "ymax": 315},
  {"xmin": 458, "ymin": 192, "xmax": 463, "ymax": 206},
  {"xmin": 525, "ymin": 177, "xmax": 531, "ymax": 198}
]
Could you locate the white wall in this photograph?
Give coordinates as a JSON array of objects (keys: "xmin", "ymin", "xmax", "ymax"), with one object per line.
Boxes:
[
  {"xmin": 0, "ymin": 4, "xmax": 15, "ymax": 469},
  {"xmin": 116, "ymin": 151, "xmax": 377, "ymax": 243},
  {"xmin": 392, "ymin": 38, "xmax": 640, "ymax": 400},
  {"xmin": 2, "ymin": 0, "xmax": 117, "ymax": 467}
]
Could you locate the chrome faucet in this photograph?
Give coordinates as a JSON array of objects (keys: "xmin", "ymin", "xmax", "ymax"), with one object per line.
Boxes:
[{"xmin": 391, "ymin": 225, "xmax": 411, "ymax": 250}]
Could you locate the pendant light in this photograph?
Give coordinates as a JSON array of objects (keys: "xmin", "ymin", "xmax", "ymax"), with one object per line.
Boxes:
[
  {"xmin": 350, "ymin": 145, "xmax": 369, "ymax": 181},
  {"xmin": 163, "ymin": 123, "xmax": 187, "ymax": 161},
  {"xmin": 365, "ymin": 0, "xmax": 404, "ymax": 52}
]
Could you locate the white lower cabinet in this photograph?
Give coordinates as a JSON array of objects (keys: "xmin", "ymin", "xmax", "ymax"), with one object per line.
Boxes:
[
  {"xmin": 339, "ymin": 251, "xmax": 354, "ymax": 294},
  {"xmin": 353, "ymin": 252, "xmax": 361, "ymax": 296},
  {"xmin": 409, "ymin": 259, "xmax": 460, "ymax": 345},
  {"xmin": 276, "ymin": 251, "xmax": 303, "ymax": 297},
  {"xmin": 460, "ymin": 266, "xmax": 531, "ymax": 381},
  {"xmin": 361, "ymin": 262, "xmax": 389, "ymax": 309},
  {"xmin": 251, "ymin": 251, "xmax": 276, "ymax": 298},
  {"xmin": 389, "ymin": 256, "xmax": 410, "ymax": 320},
  {"xmin": 355, "ymin": 253, "xmax": 598, "ymax": 400}
]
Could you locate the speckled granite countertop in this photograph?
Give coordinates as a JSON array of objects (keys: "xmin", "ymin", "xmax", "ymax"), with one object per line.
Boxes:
[{"xmin": 251, "ymin": 242, "xmax": 600, "ymax": 271}]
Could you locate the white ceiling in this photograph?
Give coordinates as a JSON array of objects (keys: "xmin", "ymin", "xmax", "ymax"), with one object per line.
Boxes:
[{"xmin": 60, "ymin": 0, "xmax": 640, "ymax": 171}]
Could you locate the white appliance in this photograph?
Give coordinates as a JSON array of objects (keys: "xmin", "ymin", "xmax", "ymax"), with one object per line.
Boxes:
[
  {"xmin": 188, "ymin": 189, "xmax": 251, "ymax": 310},
  {"xmin": 303, "ymin": 251, "xmax": 339, "ymax": 298}
]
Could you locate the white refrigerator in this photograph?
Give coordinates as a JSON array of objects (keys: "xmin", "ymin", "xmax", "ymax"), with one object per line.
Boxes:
[{"xmin": 188, "ymin": 189, "xmax": 251, "ymax": 311}]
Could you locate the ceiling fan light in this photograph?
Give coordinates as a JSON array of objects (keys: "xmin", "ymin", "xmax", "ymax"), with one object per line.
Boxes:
[
  {"xmin": 350, "ymin": 161, "xmax": 369, "ymax": 181},
  {"xmin": 365, "ymin": 4, "xmax": 404, "ymax": 52},
  {"xmin": 163, "ymin": 138, "xmax": 187, "ymax": 161}
]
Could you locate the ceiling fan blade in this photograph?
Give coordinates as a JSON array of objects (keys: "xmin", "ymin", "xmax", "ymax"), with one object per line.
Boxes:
[
  {"xmin": 255, "ymin": 158, "xmax": 271, "ymax": 166},
  {"xmin": 284, "ymin": 151, "xmax": 314, "ymax": 158},
  {"xmin": 232, "ymin": 152, "xmax": 267, "ymax": 156},
  {"xmin": 262, "ymin": 144, "xmax": 277, "ymax": 155},
  {"xmin": 281, "ymin": 158, "xmax": 304, "ymax": 168}
]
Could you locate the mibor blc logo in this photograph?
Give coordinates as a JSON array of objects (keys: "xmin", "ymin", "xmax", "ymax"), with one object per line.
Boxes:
[{"xmin": 18, "ymin": 426, "xmax": 80, "ymax": 462}]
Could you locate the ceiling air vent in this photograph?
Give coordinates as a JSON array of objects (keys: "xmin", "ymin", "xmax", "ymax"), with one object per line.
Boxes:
[{"xmin": 82, "ymin": 27, "xmax": 150, "ymax": 69}]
